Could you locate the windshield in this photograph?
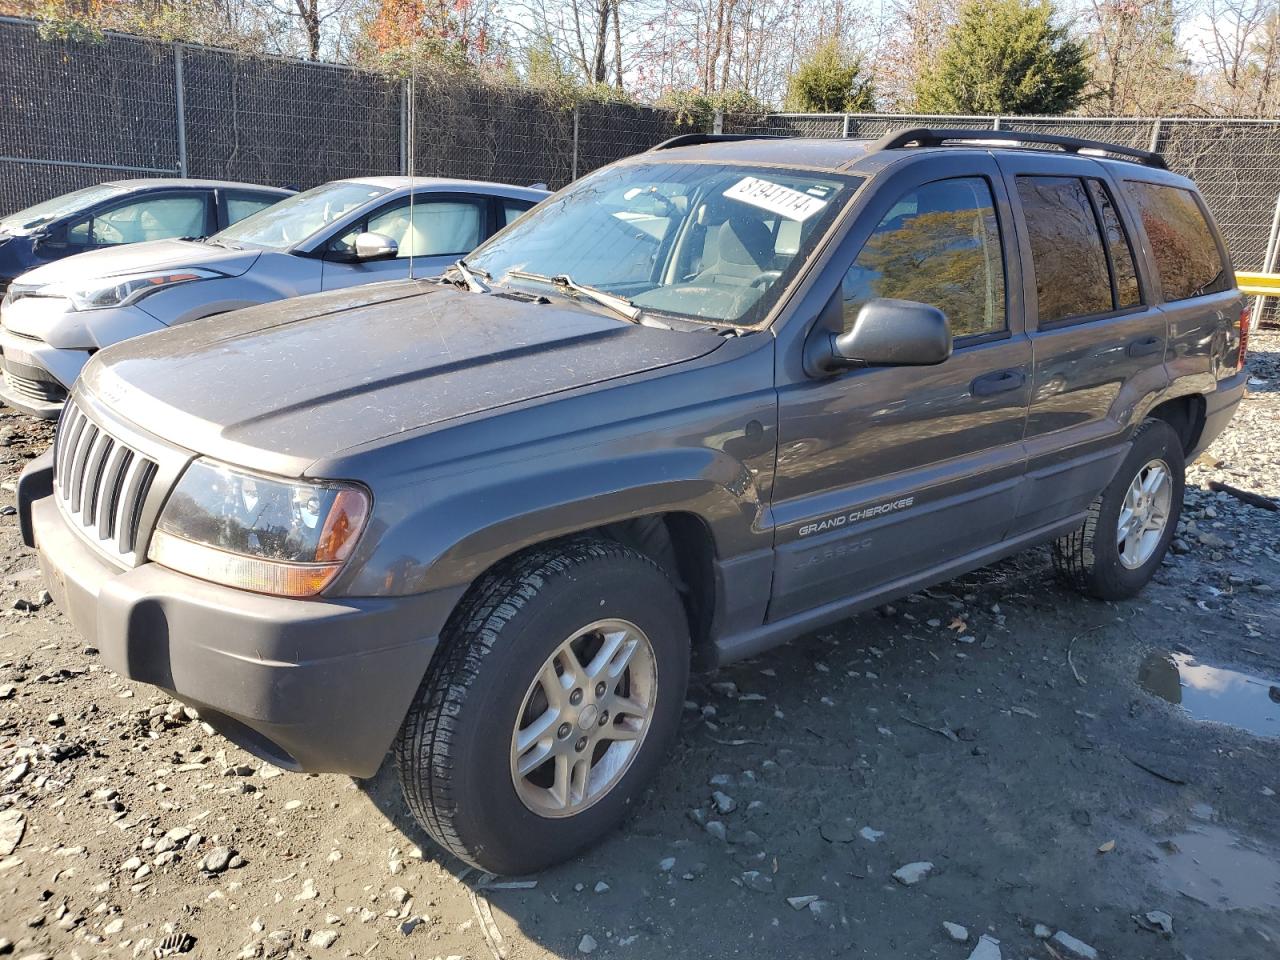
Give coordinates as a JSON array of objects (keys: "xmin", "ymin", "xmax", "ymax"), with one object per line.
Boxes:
[
  {"xmin": 211, "ymin": 181, "xmax": 389, "ymax": 250},
  {"xmin": 468, "ymin": 162, "xmax": 858, "ymax": 327},
  {"xmin": 0, "ymin": 183, "xmax": 128, "ymax": 236}
]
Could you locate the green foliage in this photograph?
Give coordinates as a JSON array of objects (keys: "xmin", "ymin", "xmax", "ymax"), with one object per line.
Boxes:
[
  {"xmin": 654, "ymin": 88, "xmax": 770, "ymax": 129},
  {"xmin": 914, "ymin": 0, "xmax": 1090, "ymax": 114},
  {"xmin": 784, "ymin": 40, "xmax": 874, "ymax": 112}
]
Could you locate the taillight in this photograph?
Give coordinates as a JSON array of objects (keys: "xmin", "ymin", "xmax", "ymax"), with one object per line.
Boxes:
[{"xmin": 1238, "ymin": 302, "xmax": 1251, "ymax": 371}]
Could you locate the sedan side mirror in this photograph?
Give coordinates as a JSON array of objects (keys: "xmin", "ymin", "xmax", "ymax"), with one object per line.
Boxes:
[
  {"xmin": 809, "ymin": 298, "xmax": 952, "ymax": 374},
  {"xmin": 353, "ymin": 232, "xmax": 398, "ymax": 261}
]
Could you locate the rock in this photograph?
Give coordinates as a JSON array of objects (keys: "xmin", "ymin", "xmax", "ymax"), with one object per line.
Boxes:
[
  {"xmin": 892, "ymin": 861, "xmax": 934, "ymax": 885},
  {"xmin": 294, "ymin": 878, "xmax": 318, "ymax": 901},
  {"xmin": 740, "ymin": 870, "xmax": 773, "ymax": 892},
  {"xmin": 46, "ymin": 712, "xmax": 64, "ymax": 726},
  {"xmin": 787, "ymin": 895, "xmax": 820, "ymax": 909},
  {"xmin": 399, "ymin": 918, "xmax": 423, "ymax": 935},
  {"xmin": 1033, "ymin": 924, "xmax": 1052, "ymax": 939},
  {"xmin": 0, "ymin": 683, "xmax": 14, "ymax": 699},
  {"xmin": 1144, "ymin": 910, "xmax": 1174, "ymax": 937},
  {"xmin": 704, "ymin": 820, "xmax": 727, "ymax": 842},
  {"xmin": 578, "ymin": 933, "xmax": 598, "ymax": 954},
  {"xmin": 102, "ymin": 917, "xmax": 124, "ymax": 935},
  {"xmin": 0, "ymin": 810, "xmax": 24, "ymax": 857},
  {"xmin": 386, "ymin": 886, "xmax": 411, "ymax": 905},
  {"xmin": 308, "ymin": 930, "xmax": 339, "ymax": 949},
  {"xmin": 966, "ymin": 934, "xmax": 1001, "ymax": 960},
  {"xmin": 658, "ymin": 857, "xmax": 676, "ymax": 872},
  {"xmin": 711, "ymin": 790, "xmax": 737, "ymax": 814},
  {"xmin": 858, "ymin": 826, "xmax": 884, "ymax": 842},
  {"xmin": 1051, "ymin": 930, "xmax": 1099, "ymax": 960},
  {"xmin": 200, "ymin": 846, "xmax": 234, "ymax": 874},
  {"xmin": 943, "ymin": 921, "xmax": 969, "ymax": 942},
  {"xmin": 593, "ymin": 881, "xmax": 609, "ymax": 894}
]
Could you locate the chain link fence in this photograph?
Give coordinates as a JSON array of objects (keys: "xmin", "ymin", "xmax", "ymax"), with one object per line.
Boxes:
[{"xmin": 0, "ymin": 16, "xmax": 681, "ymax": 214}]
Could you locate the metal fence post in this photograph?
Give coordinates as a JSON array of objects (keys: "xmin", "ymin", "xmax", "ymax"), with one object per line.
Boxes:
[
  {"xmin": 1148, "ymin": 118, "xmax": 1163, "ymax": 153},
  {"xmin": 713, "ymin": 109, "xmax": 723, "ymax": 135},
  {"xmin": 173, "ymin": 44, "xmax": 188, "ymax": 177},
  {"xmin": 841, "ymin": 113, "xmax": 850, "ymax": 138},
  {"xmin": 399, "ymin": 79, "xmax": 409, "ymax": 176},
  {"xmin": 571, "ymin": 104, "xmax": 580, "ymax": 182},
  {"xmin": 992, "ymin": 115, "xmax": 1001, "ymax": 130},
  {"xmin": 1253, "ymin": 192, "xmax": 1280, "ymax": 331}
]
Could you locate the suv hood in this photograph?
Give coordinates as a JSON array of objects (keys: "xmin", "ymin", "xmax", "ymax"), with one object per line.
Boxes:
[
  {"xmin": 16, "ymin": 239, "xmax": 260, "ymax": 286},
  {"xmin": 80, "ymin": 281, "xmax": 725, "ymax": 474}
]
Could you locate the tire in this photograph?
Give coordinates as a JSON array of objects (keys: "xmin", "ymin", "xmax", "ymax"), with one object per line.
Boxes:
[
  {"xmin": 1052, "ymin": 418, "xmax": 1185, "ymax": 601},
  {"xmin": 395, "ymin": 536, "xmax": 690, "ymax": 875}
]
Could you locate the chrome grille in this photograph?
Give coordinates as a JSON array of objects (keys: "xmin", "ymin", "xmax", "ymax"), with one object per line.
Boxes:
[{"xmin": 54, "ymin": 399, "xmax": 158, "ymax": 561}]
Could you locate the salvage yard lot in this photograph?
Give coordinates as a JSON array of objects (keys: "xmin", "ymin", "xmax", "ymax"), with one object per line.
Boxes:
[{"xmin": 1, "ymin": 333, "xmax": 1278, "ymax": 960}]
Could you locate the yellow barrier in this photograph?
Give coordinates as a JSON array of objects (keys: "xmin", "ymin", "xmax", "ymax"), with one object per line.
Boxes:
[{"xmin": 1237, "ymin": 271, "xmax": 1280, "ymax": 296}]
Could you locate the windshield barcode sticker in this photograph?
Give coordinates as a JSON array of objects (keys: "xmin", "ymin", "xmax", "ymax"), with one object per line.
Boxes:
[{"xmin": 723, "ymin": 177, "xmax": 829, "ymax": 222}]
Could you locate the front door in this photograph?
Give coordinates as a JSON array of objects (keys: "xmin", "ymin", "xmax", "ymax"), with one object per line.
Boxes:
[
  {"xmin": 321, "ymin": 193, "xmax": 490, "ymax": 290},
  {"xmin": 770, "ymin": 157, "xmax": 1031, "ymax": 622}
]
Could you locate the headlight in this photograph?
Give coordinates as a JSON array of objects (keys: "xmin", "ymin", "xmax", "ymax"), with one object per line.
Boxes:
[
  {"xmin": 46, "ymin": 267, "xmax": 225, "ymax": 311},
  {"xmin": 147, "ymin": 459, "xmax": 370, "ymax": 597}
]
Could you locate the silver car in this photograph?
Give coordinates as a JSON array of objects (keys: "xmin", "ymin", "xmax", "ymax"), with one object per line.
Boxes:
[{"xmin": 0, "ymin": 176, "xmax": 548, "ymax": 417}]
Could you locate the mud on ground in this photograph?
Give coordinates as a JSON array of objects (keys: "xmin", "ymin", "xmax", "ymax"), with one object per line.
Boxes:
[{"xmin": 1, "ymin": 334, "xmax": 1278, "ymax": 960}]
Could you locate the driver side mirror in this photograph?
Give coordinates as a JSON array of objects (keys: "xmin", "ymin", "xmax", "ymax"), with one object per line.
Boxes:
[
  {"xmin": 807, "ymin": 298, "xmax": 952, "ymax": 375},
  {"xmin": 353, "ymin": 232, "xmax": 398, "ymax": 261}
]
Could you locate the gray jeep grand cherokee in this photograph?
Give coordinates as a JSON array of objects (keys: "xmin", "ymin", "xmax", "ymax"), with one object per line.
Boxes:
[{"xmin": 19, "ymin": 128, "xmax": 1248, "ymax": 874}]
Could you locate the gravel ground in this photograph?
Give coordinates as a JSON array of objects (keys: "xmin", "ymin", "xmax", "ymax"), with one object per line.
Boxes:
[{"xmin": 1, "ymin": 333, "xmax": 1278, "ymax": 960}]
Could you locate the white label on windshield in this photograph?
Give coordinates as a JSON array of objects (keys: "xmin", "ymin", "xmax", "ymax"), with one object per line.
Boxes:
[{"xmin": 723, "ymin": 176, "xmax": 828, "ymax": 222}]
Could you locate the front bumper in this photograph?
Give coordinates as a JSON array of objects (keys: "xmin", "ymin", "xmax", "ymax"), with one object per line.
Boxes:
[
  {"xmin": 0, "ymin": 326, "xmax": 89, "ymax": 418},
  {"xmin": 21, "ymin": 453, "xmax": 460, "ymax": 777}
]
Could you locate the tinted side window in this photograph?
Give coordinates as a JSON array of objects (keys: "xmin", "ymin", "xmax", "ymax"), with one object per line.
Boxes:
[
  {"xmin": 503, "ymin": 199, "xmax": 534, "ymax": 226},
  {"xmin": 66, "ymin": 195, "xmax": 207, "ymax": 247},
  {"xmin": 1125, "ymin": 181, "xmax": 1229, "ymax": 301},
  {"xmin": 841, "ymin": 177, "xmax": 1006, "ymax": 338},
  {"xmin": 1016, "ymin": 177, "xmax": 1111, "ymax": 323},
  {"xmin": 227, "ymin": 193, "xmax": 280, "ymax": 225},
  {"xmin": 1087, "ymin": 179, "xmax": 1140, "ymax": 309}
]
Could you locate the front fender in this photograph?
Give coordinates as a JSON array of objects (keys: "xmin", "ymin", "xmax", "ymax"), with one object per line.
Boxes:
[{"xmin": 334, "ymin": 444, "xmax": 769, "ymax": 597}]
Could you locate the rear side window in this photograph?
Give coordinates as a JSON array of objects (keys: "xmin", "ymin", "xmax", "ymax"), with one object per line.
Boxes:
[
  {"xmin": 226, "ymin": 193, "xmax": 280, "ymax": 225},
  {"xmin": 841, "ymin": 177, "xmax": 1006, "ymax": 338},
  {"xmin": 503, "ymin": 199, "xmax": 534, "ymax": 226},
  {"xmin": 1087, "ymin": 179, "xmax": 1140, "ymax": 309},
  {"xmin": 1126, "ymin": 181, "xmax": 1229, "ymax": 301},
  {"xmin": 1016, "ymin": 177, "xmax": 1112, "ymax": 323}
]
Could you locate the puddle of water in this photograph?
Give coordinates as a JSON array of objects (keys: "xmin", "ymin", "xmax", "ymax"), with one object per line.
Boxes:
[
  {"xmin": 1138, "ymin": 652, "xmax": 1280, "ymax": 737},
  {"xmin": 1157, "ymin": 825, "xmax": 1280, "ymax": 913}
]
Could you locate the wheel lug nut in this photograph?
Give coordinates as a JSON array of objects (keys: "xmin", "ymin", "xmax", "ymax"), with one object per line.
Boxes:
[
  {"xmin": 569, "ymin": 689, "xmax": 583, "ymax": 706},
  {"xmin": 595, "ymin": 682, "xmax": 606, "ymax": 697},
  {"xmin": 557, "ymin": 722, "xmax": 572, "ymax": 739},
  {"xmin": 598, "ymin": 711, "xmax": 609, "ymax": 725},
  {"xmin": 575, "ymin": 736, "xmax": 588, "ymax": 752}
]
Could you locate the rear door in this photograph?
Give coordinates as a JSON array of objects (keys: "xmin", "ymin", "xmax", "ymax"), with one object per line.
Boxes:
[
  {"xmin": 769, "ymin": 155, "xmax": 1032, "ymax": 622},
  {"xmin": 996, "ymin": 154, "xmax": 1170, "ymax": 535},
  {"xmin": 320, "ymin": 193, "xmax": 490, "ymax": 290}
]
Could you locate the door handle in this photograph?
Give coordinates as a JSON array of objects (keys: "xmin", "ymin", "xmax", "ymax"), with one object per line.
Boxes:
[
  {"xmin": 1127, "ymin": 336, "xmax": 1164, "ymax": 358},
  {"xmin": 970, "ymin": 370, "xmax": 1025, "ymax": 396}
]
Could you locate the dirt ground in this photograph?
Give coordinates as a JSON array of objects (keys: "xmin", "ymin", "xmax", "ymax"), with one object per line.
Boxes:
[{"xmin": 1, "ymin": 333, "xmax": 1278, "ymax": 960}]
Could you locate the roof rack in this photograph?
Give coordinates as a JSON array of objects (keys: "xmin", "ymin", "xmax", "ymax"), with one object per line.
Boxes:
[
  {"xmin": 871, "ymin": 127, "xmax": 1167, "ymax": 169},
  {"xmin": 649, "ymin": 133, "xmax": 783, "ymax": 151}
]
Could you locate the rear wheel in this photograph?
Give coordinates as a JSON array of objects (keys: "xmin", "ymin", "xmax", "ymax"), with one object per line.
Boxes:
[
  {"xmin": 1052, "ymin": 418, "xmax": 1185, "ymax": 600},
  {"xmin": 395, "ymin": 537, "xmax": 690, "ymax": 875}
]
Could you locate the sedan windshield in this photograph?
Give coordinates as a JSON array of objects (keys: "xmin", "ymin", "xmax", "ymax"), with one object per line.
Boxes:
[
  {"xmin": 0, "ymin": 183, "xmax": 128, "ymax": 236},
  {"xmin": 468, "ymin": 162, "xmax": 858, "ymax": 327},
  {"xmin": 211, "ymin": 181, "xmax": 389, "ymax": 250}
]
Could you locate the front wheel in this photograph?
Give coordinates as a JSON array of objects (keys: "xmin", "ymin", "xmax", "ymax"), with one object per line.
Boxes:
[
  {"xmin": 395, "ymin": 537, "xmax": 690, "ymax": 875},
  {"xmin": 1052, "ymin": 417, "xmax": 1185, "ymax": 600}
]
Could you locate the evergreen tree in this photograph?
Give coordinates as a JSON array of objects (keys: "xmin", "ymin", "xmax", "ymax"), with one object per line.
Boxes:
[
  {"xmin": 914, "ymin": 0, "xmax": 1089, "ymax": 114},
  {"xmin": 784, "ymin": 40, "xmax": 875, "ymax": 112}
]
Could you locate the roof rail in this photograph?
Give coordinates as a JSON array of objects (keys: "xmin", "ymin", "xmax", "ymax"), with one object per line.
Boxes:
[
  {"xmin": 649, "ymin": 133, "xmax": 784, "ymax": 151},
  {"xmin": 871, "ymin": 126, "xmax": 1168, "ymax": 169}
]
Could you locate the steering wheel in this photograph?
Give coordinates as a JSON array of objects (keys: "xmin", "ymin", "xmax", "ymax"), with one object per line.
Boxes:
[
  {"xmin": 93, "ymin": 220, "xmax": 125, "ymax": 244},
  {"xmin": 751, "ymin": 270, "xmax": 783, "ymax": 289}
]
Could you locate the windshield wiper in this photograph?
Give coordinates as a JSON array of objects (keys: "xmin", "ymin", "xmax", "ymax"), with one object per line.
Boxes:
[
  {"xmin": 204, "ymin": 237, "xmax": 243, "ymax": 250},
  {"xmin": 505, "ymin": 269, "xmax": 641, "ymax": 322},
  {"xmin": 449, "ymin": 258, "xmax": 491, "ymax": 293}
]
